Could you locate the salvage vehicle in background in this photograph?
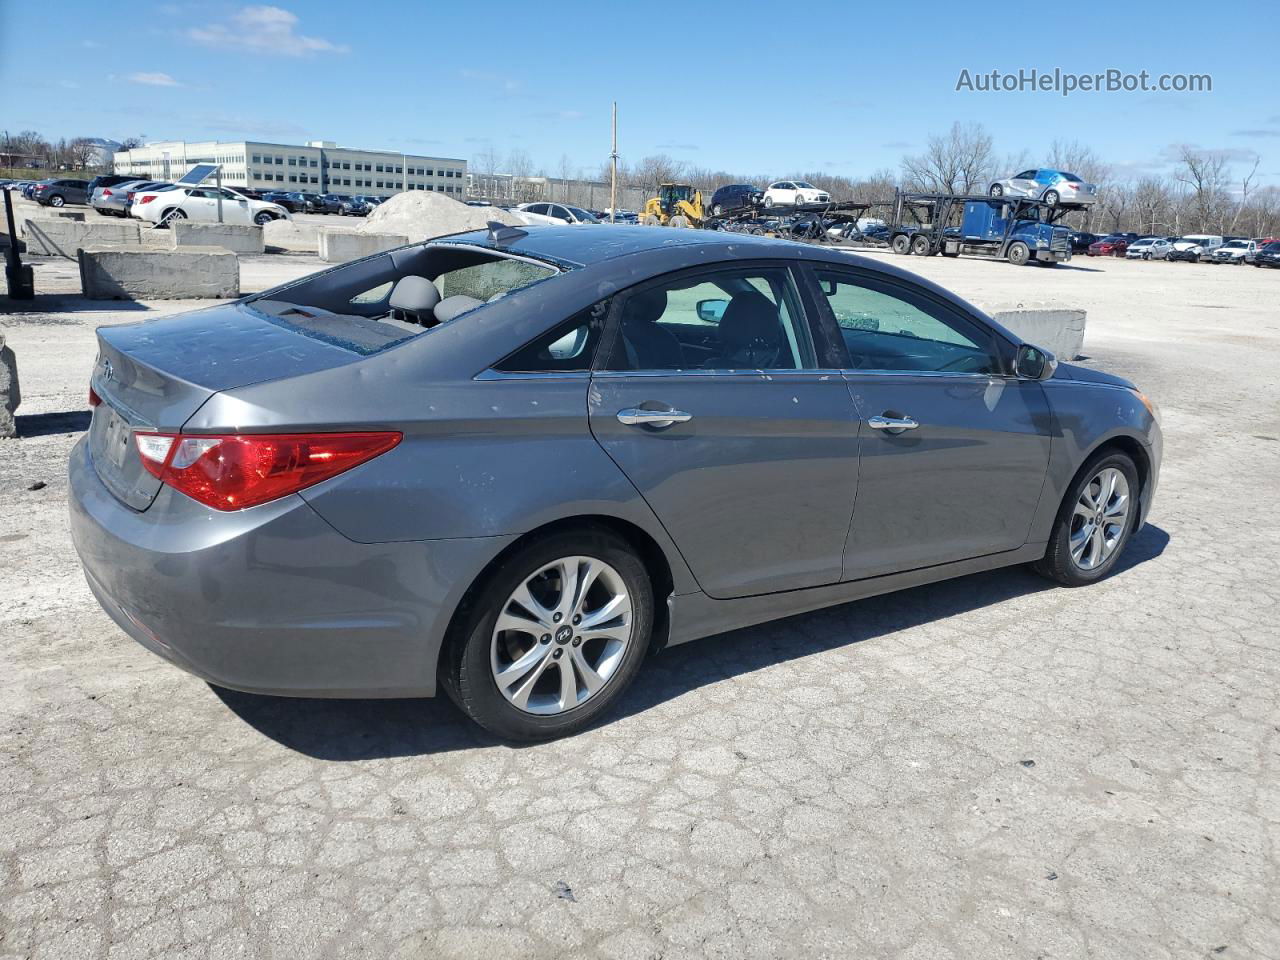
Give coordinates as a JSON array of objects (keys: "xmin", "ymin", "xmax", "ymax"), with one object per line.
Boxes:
[
  {"xmin": 260, "ymin": 191, "xmax": 305, "ymax": 213},
  {"xmin": 1088, "ymin": 234, "xmax": 1137, "ymax": 257},
  {"xmin": 1166, "ymin": 234, "xmax": 1223, "ymax": 261},
  {"xmin": 90, "ymin": 179, "xmax": 160, "ymax": 217},
  {"xmin": 516, "ymin": 203, "xmax": 600, "ymax": 226},
  {"xmin": 339, "ymin": 197, "xmax": 370, "ymax": 216},
  {"xmin": 129, "ymin": 184, "xmax": 289, "ymax": 226},
  {"xmin": 33, "ymin": 178, "xmax": 91, "ymax": 206},
  {"xmin": 1069, "ymin": 230, "xmax": 1101, "ymax": 253},
  {"xmin": 69, "ymin": 224, "xmax": 1160, "ymax": 741},
  {"xmin": 1253, "ymin": 241, "xmax": 1280, "ymax": 268},
  {"xmin": 1125, "ymin": 237, "xmax": 1174, "ymax": 260},
  {"xmin": 989, "ymin": 169, "xmax": 1098, "ymax": 205},
  {"xmin": 1210, "ymin": 238, "xmax": 1256, "ymax": 264},
  {"xmin": 708, "ymin": 183, "xmax": 764, "ymax": 216},
  {"xmin": 763, "ymin": 180, "xmax": 831, "ymax": 207}
]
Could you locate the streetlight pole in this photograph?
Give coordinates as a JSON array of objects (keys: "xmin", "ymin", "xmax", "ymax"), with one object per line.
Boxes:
[{"xmin": 609, "ymin": 101, "xmax": 618, "ymax": 223}]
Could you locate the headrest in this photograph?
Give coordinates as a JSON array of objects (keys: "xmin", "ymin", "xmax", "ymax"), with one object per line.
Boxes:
[
  {"xmin": 389, "ymin": 276, "xmax": 441, "ymax": 316},
  {"xmin": 719, "ymin": 290, "xmax": 781, "ymax": 352},
  {"xmin": 433, "ymin": 295, "xmax": 484, "ymax": 323},
  {"xmin": 624, "ymin": 288, "xmax": 668, "ymax": 326}
]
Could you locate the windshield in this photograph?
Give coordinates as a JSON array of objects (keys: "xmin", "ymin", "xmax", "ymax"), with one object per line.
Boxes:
[{"xmin": 1223, "ymin": 240, "xmax": 1246, "ymax": 249}]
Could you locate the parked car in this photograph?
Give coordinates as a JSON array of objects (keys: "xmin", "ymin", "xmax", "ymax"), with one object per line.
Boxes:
[
  {"xmin": 1068, "ymin": 231, "xmax": 1101, "ymax": 253},
  {"xmin": 33, "ymin": 178, "xmax": 91, "ymax": 207},
  {"xmin": 87, "ymin": 174, "xmax": 149, "ymax": 198},
  {"xmin": 989, "ymin": 169, "xmax": 1099, "ymax": 206},
  {"xmin": 515, "ymin": 202, "xmax": 600, "ymax": 225},
  {"xmin": 70, "ymin": 225, "xmax": 1161, "ymax": 740},
  {"xmin": 21, "ymin": 181, "xmax": 40, "ymax": 199},
  {"xmin": 91, "ymin": 179, "xmax": 165, "ymax": 217},
  {"xmin": 763, "ymin": 181, "xmax": 830, "ymax": 207},
  {"xmin": 708, "ymin": 184, "xmax": 764, "ymax": 216},
  {"xmin": 303, "ymin": 194, "xmax": 341, "ymax": 215},
  {"xmin": 260, "ymin": 191, "xmax": 306, "ymax": 213},
  {"xmin": 1210, "ymin": 238, "xmax": 1257, "ymax": 264},
  {"xmin": 1124, "ymin": 237, "xmax": 1174, "ymax": 260},
  {"xmin": 1166, "ymin": 235, "xmax": 1223, "ymax": 262},
  {"xmin": 338, "ymin": 197, "xmax": 370, "ymax": 217},
  {"xmin": 1088, "ymin": 234, "xmax": 1137, "ymax": 257},
  {"xmin": 130, "ymin": 185, "xmax": 289, "ymax": 226},
  {"xmin": 1253, "ymin": 241, "xmax": 1280, "ymax": 268}
]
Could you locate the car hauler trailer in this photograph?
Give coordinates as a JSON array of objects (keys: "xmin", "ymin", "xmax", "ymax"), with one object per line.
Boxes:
[{"xmin": 886, "ymin": 190, "xmax": 1075, "ymax": 265}]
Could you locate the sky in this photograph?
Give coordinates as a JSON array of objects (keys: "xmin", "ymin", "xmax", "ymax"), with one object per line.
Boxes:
[{"xmin": 2, "ymin": 0, "xmax": 1277, "ymax": 188}]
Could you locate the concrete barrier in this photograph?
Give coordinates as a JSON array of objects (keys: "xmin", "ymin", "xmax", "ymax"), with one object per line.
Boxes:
[
  {"xmin": 42, "ymin": 208, "xmax": 86, "ymax": 221},
  {"xmin": 79, "ymin": 245, "xmax": 239, "ymax": 300},
  {"xmin": 982, "ymin": 302, "xmax": 1087, "ymax": 361},
  {"xmin": 172, "ymin": 221, "xmax": 265, "ymax": 255},
  {"xmin": 21, "ymin": 218, "xmax": 140, "ymax": 258},
  {"xmin": 0, "ymin": 333, "xmax": 19, "ymax": 438},
  {"xmin": 317, "ymin": 227, "xmax": 408, "ymax": 263}
]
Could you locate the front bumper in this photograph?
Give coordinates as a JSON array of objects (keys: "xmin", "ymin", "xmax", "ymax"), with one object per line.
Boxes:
[{"xmin": 68, "ymin": 437, "xmax": 512, "ymax": 698}]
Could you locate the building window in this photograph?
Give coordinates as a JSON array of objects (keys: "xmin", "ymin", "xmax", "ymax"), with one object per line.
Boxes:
[
  {"xmin": 289, "ymin": 175, "xmax": 297, "ymax": 183},
  {"xmin": 252, "ymin": 154, "xmax": 261, "ymax": 163},
  {"xmin": 309, "ymin": 160, "xmax": 317, "ymax": 168},
  {"xmin": 274, "ymin": 157, "xmax": 283, "ymax": 165}
]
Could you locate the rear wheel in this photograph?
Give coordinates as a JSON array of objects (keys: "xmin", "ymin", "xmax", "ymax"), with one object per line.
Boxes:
[
  {"xmin": 49, "ymin": 194, "xmax": 65, "ymax": 207},
  {"xmin": 1033, "ymin": 451, "xmax": 1138, "ymax": 586},
  {"xmin": 910, "ymin": 234, "xmax": 932, "ymax": 256},
  {"xmin": 891, "ymin": 234, "xmax": 911, "ymax": 255},
  {"xmin": 447, "ymin": 529, "xmax": 654, "ymax": 740},
  {"xmin": 1007, "ymin": 241, "xmax": 1031, "ymax": 266},
  {"xmin": 1043, "ymin": 189, "xmax": 1060, "ymax": 206},
  {"xmin": 160, "ymin": 208, "xmax": 186, "ymax": 227}
]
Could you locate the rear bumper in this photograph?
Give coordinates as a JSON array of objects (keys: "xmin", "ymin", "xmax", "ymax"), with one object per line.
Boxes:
[{"xmin": 68, "ymin": 437, "xmax": 512, "ymax": 698}]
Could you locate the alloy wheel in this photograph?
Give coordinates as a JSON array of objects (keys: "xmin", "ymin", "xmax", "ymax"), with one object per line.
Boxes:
[
  {"xmin": 490, "ymin": 556, "xmax": 633, "ymax": 716},
  {"xmin": 1069, "ymin": 467, "xmax": 1130, "ymax": 571}
]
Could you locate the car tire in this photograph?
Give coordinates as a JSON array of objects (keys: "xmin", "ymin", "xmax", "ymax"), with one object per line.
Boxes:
[
  {"xmin": 1007, "ymin": 241, "xmax": 1031, "ymax": 266},
  {"xmin": 1142, "ymin": 252, "xmax": 1150, "ymax": 260},
  {"xmin": 1043, "ymin": 190, "xmax": 1060, "ymax": 206},
  {"xmin": 446, "ymin": 528, "xmax": 654, "ymax": 741},
  {"xmin": 253, "ymin": 211, "xmax": 276, "ymax": 226},
  {"xmin": 989, "ymin": 184, "xmax": 1003, "ymax": 197},
  {"xmin": 668, "ymin": 215, "xmax": 688, "ymax": 228},
  {"xmin": 160, "ymin": 208, "xmax": 186, "ymax": 227},
  {"xmin": 891, "ymin": 234, "xmax": 911, "ymax": 255},
  {"xmin": 910, "ymin": 234, "xmax": 931, "ymax": 256},
  {"xmin": 49, "ymin": 194, "xmax": 65, "ymax": 207},
  {"xmin": 1033, "ymin": 450, "xmax": 1139, "ymax": 587},
  {"xmin": 642, "ymin": 214, "xmax": 661, "ymax": 226}
]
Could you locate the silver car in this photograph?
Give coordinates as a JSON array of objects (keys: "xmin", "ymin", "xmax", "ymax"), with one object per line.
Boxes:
[
  {"xmin": 989, "ymin": 169, "xmax": 1099, "ymax": 206},
  {"xmin": 90, "ymin": 180, "xmax": 164, "ymax": 217},
  {"xmin": 70, "ymin": 226, "xmax": 1161, "ymax": 740}
]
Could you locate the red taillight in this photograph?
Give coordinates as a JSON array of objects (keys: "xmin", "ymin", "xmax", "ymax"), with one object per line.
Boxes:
[
  {"xmin": 134, "ymin": 431, "xmax": 401, "ymax": 511},
  {"xmin": 138, "ymin": 195, "xmax": 156, "ymax": 204},
  {"xmin": 89, "ymin": 387, "xmax": 101, "ymax": 408}
]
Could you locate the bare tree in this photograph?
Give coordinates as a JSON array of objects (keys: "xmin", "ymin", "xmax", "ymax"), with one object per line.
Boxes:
[
  {"xmin": 1132, "ymin": 177, "xmax": 1174, "ymax": 234},
  {"xmin": 1227, "ymin": 153, "xmax": 1261, "ymax": 235},
  {"xmin": 1173, "ymin": 145, "xmax": 1229, "ymax": 232},
  {"xmin": 505, "ymin": 148, "xmax": 534, "ymax": 179},
  {"xmin": 901, "ymin": 122, "xmax": 994, "ymax": 195},
  {"xmin": 472, "ymin": 143, "xmax": 502, "ymax": 176},
  {"xmin": 629, "ymin": 154, "xmax": 685, "ymax": 200}
]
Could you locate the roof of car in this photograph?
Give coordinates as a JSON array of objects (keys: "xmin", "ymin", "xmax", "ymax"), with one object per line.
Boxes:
[{"xmin": 439, "ymin": 223, "xmax": 802, "ymax": 267}]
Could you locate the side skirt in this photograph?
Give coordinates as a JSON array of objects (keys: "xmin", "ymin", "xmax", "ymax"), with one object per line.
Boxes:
[{"xmin": 665, "ymin": 542, "xmax": 1047, "ymax": 648}]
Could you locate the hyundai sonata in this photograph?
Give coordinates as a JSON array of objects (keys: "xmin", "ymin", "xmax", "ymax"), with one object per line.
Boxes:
[{"xmin": 70, "ymin": 225, "xmax": 1161, "ymax": 740}]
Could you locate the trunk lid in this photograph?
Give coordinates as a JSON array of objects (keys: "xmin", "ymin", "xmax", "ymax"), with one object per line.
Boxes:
[{"xmin": 89, "ymin": 302, "xmax": 366, "ymax": 510}]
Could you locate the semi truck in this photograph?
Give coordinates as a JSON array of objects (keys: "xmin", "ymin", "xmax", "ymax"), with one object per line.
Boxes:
[{"xmin": 887, "ymin": 191, "xmax": 1075, "ymax": 266}]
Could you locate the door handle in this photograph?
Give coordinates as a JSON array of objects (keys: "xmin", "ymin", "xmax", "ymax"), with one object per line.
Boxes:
[
  {"xmin": 617, "ymin": 407, "xmax": 693, "ymax": 428},
  {"xmin": 867, "ymin": 415, "xmax": 919, "ymax": 432}
]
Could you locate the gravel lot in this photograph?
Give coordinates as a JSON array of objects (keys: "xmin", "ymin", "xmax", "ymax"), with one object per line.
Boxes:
[{"xmin": 1, "ymin": 235, "xmax": 1278, "ymax": 959}]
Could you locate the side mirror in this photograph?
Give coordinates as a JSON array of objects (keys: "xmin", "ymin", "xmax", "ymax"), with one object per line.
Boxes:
[
  {"xmin": 1015, "ymin": 343, "xmax": 1058, "ymax": 380},
  {"xmin": 696, "ymin": 298, "xmax": 728, "ymax": 323}
]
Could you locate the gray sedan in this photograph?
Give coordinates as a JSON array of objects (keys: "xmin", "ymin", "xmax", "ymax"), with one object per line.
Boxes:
[{"xmin": 69, "ymin": 226, "xmax": 1162, "ymax": 740}]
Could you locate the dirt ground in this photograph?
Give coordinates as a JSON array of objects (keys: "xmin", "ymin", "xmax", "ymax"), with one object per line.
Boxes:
[{"xmin": 1, "ymin": 231, "xmax": 1278, "ymax": 959}]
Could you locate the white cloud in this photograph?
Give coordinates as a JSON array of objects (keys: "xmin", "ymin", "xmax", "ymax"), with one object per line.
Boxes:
[
  {"xmin": 188, "ymin": 6, "xmax": 347, "ymax": 57},
  {"xmin": 128, "ymin": 72, "xmax": 182, "ymax": 87}
]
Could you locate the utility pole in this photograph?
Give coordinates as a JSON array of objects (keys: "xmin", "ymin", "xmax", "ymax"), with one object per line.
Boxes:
[{"xmin": 609, "ymin": 101, "xmax": 618, "ymax": 223}]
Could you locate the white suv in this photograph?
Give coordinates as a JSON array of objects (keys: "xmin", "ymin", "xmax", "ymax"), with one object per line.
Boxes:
[{"xmin": 763, "ymin": 181, "xmax": 830, "ymax": 207}]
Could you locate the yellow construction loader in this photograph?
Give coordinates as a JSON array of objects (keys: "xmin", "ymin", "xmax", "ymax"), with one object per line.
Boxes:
[{"xmin": 641, "ymin": 183, "xmax": 704, "ymax": 227}]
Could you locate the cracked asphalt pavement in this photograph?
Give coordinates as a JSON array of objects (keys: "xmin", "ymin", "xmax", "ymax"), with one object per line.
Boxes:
[{"xmin": 2, "ymin": 250, "xmax": 1278, "ymax": 959}]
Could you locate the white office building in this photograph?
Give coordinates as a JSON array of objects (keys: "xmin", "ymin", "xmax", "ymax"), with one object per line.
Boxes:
[{"xmin": 113, "ymin": 139, "xmax": 467, "ymax": 198}]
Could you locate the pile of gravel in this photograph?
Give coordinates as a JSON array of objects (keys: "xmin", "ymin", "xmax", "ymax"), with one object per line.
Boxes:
[{"xmin": 359, "ymin": 192, "xmax": 521, "ymax": 242}]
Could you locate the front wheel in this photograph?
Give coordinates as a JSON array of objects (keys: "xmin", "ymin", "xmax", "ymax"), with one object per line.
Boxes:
[
  {"xmin": 447, "ymin": 529, "xmax": 654, "ymax": 740},
  {"xmin": 642, "ymin": 214, "xmax": 661, "ymax": 226},
  {"xmin": 253, "ymin": 211, "xmax": 276, "ymax": 226},
  {"xmin": 1007, "ymin": 241, "xmax": 1031, "ymax": 266},
  {"xmin": 1033, "ymin": 452, "xmax": 1139, "ymax": 586},
  {"xmin": 668, "ymin": 214, "xmax": 688, "ymax": 228}
]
